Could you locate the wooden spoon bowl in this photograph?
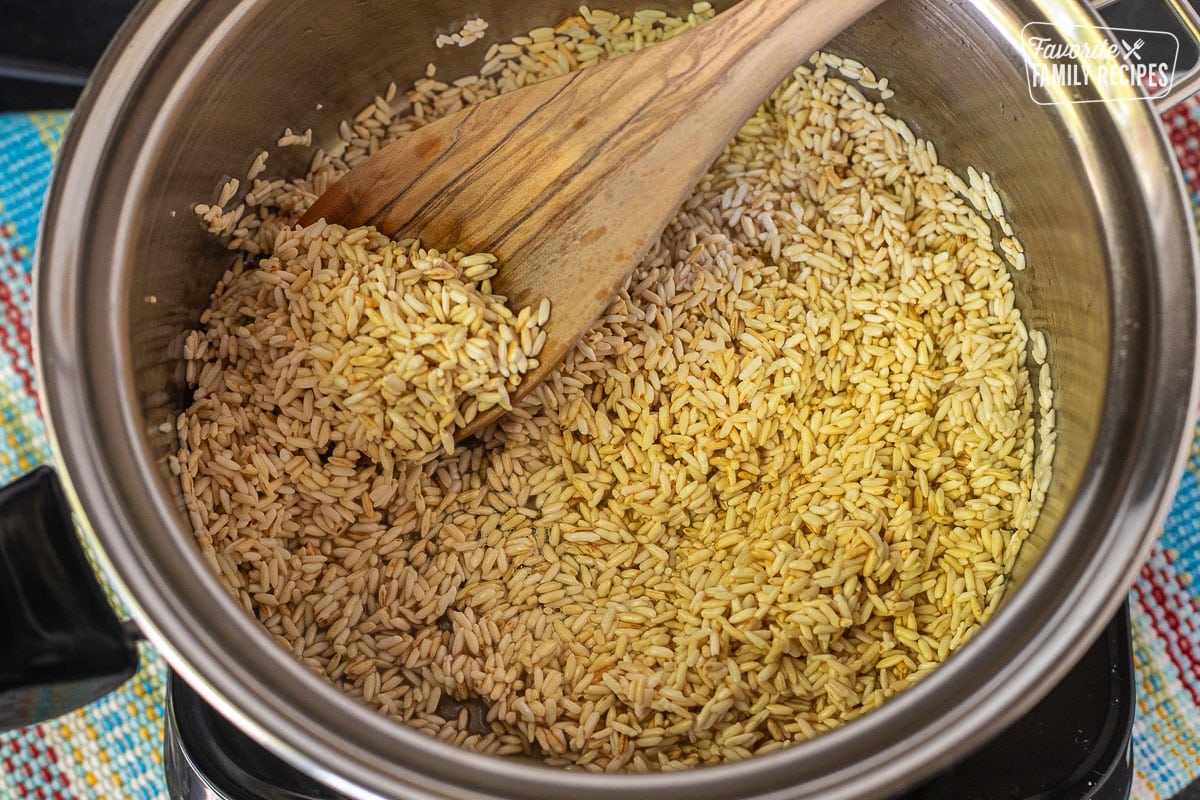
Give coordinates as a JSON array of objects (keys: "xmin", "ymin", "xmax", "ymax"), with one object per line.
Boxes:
[{"xmin": 300, "ymin": 0, "xmax": 884, "ymax": 437}]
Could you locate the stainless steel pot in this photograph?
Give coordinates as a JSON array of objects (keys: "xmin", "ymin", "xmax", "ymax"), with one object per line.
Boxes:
[{"xmin": 25, "ymin": 0, "xmax": 1200, "ymax": 797}]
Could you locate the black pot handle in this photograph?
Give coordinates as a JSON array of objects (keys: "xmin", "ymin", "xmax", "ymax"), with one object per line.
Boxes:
[{"xmin": 0, "ymin": 465, "xmax": 139, "ymax": 730}]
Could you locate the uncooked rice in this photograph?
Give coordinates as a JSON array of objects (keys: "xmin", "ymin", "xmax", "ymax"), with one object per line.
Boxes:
[
  {"xmin": 277, "ymin": 127, "xmax": 313, "ymax": 148},
  {"xmin": 175, "ymin": 2, "xmax": 1057, "ymax": 773},
  {"xmin": 180, "ymin": 222, "xmax": 546, "ymax": 467},
  {"xmin": 437, "ymin": 17, "xmax": 490, "ymax": 48}
]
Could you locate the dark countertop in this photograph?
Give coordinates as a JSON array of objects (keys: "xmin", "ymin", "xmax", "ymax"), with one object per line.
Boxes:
[
  {"xmin": 0, "ymin": 0, "xmax": 137, "ymax": 111},
  {"xmin": 0, "ymin": 0, "xmax": 1196, "ymax": 113}
]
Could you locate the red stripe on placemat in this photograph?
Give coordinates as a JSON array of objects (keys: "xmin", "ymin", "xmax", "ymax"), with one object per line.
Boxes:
[
  {"xmin": 0, "ymin": 277, "xmax": 36, "ymax": 401},
  {"xmin": 1135, "ymin": 557, "xmax": 1200, "ymax": 707},
  {"xmin": 1157, "ymin": 545, "xmax": 1200, "ymax": 711},
  {"xmin": 0, "ymin": 223, "xmax": 36, "ymax": 401},
  {"xmin": 1164, "ymin": 101, "xmax": 1200, "ymax": 185},
  {"xmin": 0, "ymin": 229, "xmax": 37, "ymax": 405},
  {"xmin": 4, "ymin": 728, "xmax": 70, "ymax": 799}
]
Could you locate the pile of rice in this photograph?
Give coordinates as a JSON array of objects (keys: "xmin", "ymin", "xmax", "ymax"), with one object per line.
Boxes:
[
  {"xmin": 180, "ymin": 224, "xmax": 546, "ymax": 470},
  {"xmin": 174, "ymin": 2, "xmax": 1056, "ymax": 773}
]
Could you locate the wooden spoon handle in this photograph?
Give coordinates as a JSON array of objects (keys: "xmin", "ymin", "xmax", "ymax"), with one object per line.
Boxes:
[{"xmin": 301, "ymin": 0, "xmax": 882, "ymax": 252}]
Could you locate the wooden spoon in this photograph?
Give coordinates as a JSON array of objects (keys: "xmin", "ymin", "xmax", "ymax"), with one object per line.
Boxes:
[{"xmin": 300, "ymin": 0, "xmax": 883, "ymax": 437}]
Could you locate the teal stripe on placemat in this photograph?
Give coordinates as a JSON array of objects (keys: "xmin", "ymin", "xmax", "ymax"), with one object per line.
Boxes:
[
  {"xmin": 0, "ymin": 113, "xmax": 57, "ymax": 483},
  {"xmin": 0, "ymin": 111, "xmax": 69, "ymax": 259},
  {"xmin": 72, "ymin": 660, "xmax": 167, "ymax": 800},
  {"xmin": 1163, "ymin": 445, "xmax": 1200, "ymax": 585}
]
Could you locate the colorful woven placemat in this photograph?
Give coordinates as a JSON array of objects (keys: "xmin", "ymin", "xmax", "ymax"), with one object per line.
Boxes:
[
  {"xmin": 4, "ymin": 99, "xmax": 1200, "ymax": 798},
  {"xmin": 0, "ymin": 112, "xmax": 167, "ymax": 800}
]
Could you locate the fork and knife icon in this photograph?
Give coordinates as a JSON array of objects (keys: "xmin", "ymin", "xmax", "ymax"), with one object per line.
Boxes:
[{"xmin": 1120, "ymin": 37, "xmax": 1147, "ymax": 61}]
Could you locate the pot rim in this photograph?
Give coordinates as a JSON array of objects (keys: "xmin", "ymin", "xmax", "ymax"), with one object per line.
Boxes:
[{"xmin": 33, "ymin": 0, "xmax": 1200, "ymax": 797}]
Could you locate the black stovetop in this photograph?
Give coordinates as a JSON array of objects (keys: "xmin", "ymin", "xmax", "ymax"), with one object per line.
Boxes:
[
  {"xmin": 0, "ymin": 0, "xmax": 137, "ymax": 111},
  {"xmin": 164, "ymin": 607, "xmax": 1135, "ymax": 800},
  {"xmin": 900, "ymin": 607, "xmax": 1134, "ymax": 800}
]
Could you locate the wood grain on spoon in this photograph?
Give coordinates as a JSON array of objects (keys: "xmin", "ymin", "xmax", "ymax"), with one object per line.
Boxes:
[{"xmin": 300, "ymin": 0, "xmax": 884, "ymax": 438}]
